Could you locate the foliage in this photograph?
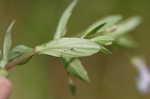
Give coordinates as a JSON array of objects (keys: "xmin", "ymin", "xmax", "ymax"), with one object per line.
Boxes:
[{"xmin": 0, "ymin": 0, "xmax": 141, "ymax": 95}]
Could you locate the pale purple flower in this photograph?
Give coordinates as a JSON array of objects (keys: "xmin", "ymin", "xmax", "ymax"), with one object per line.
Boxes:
[{"xmin": 131, "ymin": 57, "xmax": 150, "ymax": 94}]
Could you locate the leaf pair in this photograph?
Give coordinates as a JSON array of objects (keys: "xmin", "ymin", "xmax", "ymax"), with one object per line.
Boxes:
[{"xmin": 0, "ymin": 21, "xmax": 33, "ymax": 69}]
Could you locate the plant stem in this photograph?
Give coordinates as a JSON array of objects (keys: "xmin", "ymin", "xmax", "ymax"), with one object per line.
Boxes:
[{"xmin": 5, "ymin": 51, "xmax": 36, "ymax": 70}]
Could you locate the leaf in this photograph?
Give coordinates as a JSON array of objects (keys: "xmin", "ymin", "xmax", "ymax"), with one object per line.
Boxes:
[
  {"xmin": 115, "ymin": 36, "xmax": 137, "ymax": 48},
  {"xmin": 68, "ymin": 78, "xmax": 77, "ymax": 95},
  {"xmin": 91, "ymin": 35, "xmax": 114, "ymax": 46},
  {"xmin": 108, "ymin": 16, "xmax": 141, "ymax": 39},
  {"xmin": 82, "ymin": 15, "xmax": 122, "ymax": 38},
  {"xmin": 62, "ymin": 57, "xmax": 90, "ymax": 82},
  {"xmin": 0, "ymin": 21, "xmax": 15, "ymax": 68},
  {"xmin": 36, "ymin": 38, "xmax": 101, "ymax": 58},
  {"xmin": 81, "ymin": 23, "xmax": 106, "ymax": 38},
  {"xmin": 54, "ymin": 0, "xmax": 78, "ymax": 39},
  {"xmin": 8, "ymin": 45, "xmax": 33, "ymax": 65},
  {"xmin": 99, "ymin": 46, "xmax": 112, "ymax": 55}
]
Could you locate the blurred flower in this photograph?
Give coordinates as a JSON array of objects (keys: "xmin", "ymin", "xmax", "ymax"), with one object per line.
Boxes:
[{"xmin": 131, "ymin": 57, "xmax": 150, "ymax": 94}]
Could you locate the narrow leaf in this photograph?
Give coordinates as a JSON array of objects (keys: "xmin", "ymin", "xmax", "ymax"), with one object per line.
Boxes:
[
  {"xmin": 36, "ymin": 38, "xmax": 100, "ymax": 57},
  {"xmin": 8, "ymin": 45, "xmax": 33, "ymax": 65},
  {"xmin": 0, "ymin": 21, "xmax": 15, "ymax": 67},
  {"xmin": 99, "ymin": 46, "xmax": 112, "ymax": 55},
  {"xmin": 91, "ymin": 35, "xmax": 114, "ymax": 46},
  {"xmin": 82, "ymin": 15, "xmax": 122, "ymax": 38},
  {"xmin": 82, "ymin": 23, "xmax": 106, "ymax": 38},
  {"xmin": 108, "ymin": 16, "xmax": 141, "ymax": 39},
  {"xmin": 115, "ymin": 36, "xmax": 137, "ymax": 48},
  {"xmin": 54, "ymin": 0, "xmax": 78, "ymax": 39},
  {"xmin": 62, "ymin": 57, "xmax": 90, "ymax": 82},
  {"xmin": 3, "ymin": 21, "xmax": 15, "ymax": 60}
]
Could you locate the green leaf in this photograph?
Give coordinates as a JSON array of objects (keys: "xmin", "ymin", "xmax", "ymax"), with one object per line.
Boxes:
[
  {"xmin": 82, "ymin": 23, "xmax": 106, "ymax": 38},
  {"xmin": 62, "ymin": 57, "xmax": 90, "ymax": 82},
  {"xmin": 36, "ymin": 38, "xmax": 101, "ymax": 58},
  {"xmin": 108, "ymin": 16, "xmax": 141, "ymax": 39},
  {"xmin": 91, "ymin": 35, "xmax": 114, "ymax": 46},
  {"xmin": 0, "ymin": 21, "xmax": 15, "ymax": 68},
  {"xmin": 68, "ymin": 78, "xmax": 77, "ymax": 95},
  {"xmin": 54, "ymin": 0, "xmax": 78, "ymax": 39},
  {"xmin": 82, "ymin": 15, "xmax": 122, "ymax": 38},
  {"xmin": 8, "ymin": 45, "xmax": 33, "ymax": 65},
  {"xmin": 115, "ymin": 36, "xmax": 137, "ymax": 48},
  {"xmin": 99, "ymin": 46, "xmax": 112, "ymax": 55}
]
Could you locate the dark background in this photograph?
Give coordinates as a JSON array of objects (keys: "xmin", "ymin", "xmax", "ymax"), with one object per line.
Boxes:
[{"xmin": 0, "ymin": 0, "xmax": 150, "ymax": 99}]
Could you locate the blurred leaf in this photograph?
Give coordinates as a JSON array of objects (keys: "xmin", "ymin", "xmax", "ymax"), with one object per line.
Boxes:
[
  {"xmin": 99, "ymin": 46, "xmax": 112, "ymax": 55},
  {"xmin": 82, "ymin": 15, "xmax": 122, "ymax": 38},
  {"xmin": 108, "ymin": 16, "xmax": 141, "ymax": 39},
  {"xmin": 63, "ymin": 57, "xmax": 90, "ymax": 82},
  {"xmin": 115, "ymin": 36, "xmax": 137, "ymax": 48},
  {"xmin": 54, "ymin": 0, "xmax": 78, "ymax": 39},
  {"xmin": 8, "ymin": 45, "xmax": 33, "ymax": 65},
  {"xmin": 68, "ymin": 78, "xmax": 77, "ymax": 95},
  {"xmin": 36, "ymin": 38, "xmax": 100, "ymax": 57},
  {"xmin": 0, "ymin": 21, "xmax": 15, "ymax": 68},
  {"xmin": 91, "ymin": 35, "xmax": 114, "ymax": 46}
]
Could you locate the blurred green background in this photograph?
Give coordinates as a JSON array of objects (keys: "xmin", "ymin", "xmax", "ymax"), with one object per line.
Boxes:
[{"xmin": 0, "ymin": 0, "xmax": 150, "ymax": 99}]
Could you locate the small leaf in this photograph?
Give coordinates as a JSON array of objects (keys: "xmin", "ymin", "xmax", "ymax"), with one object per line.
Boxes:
[
  {"xmin": 115, "ymin": 36, "xmax": 137, "ymax": 48},
  {"xmin": 0, "ymin": 21, "xmax": 15, "ymax": 68},
  {"xmin": 36, "ymin": 38, "xmax": 101, "ymax": 58},
  {"xmin": 82, "ymin": 15, "xmax": 122, "ymax": 38},
  {"xmin": 81, "ymin": 23, "xmax": 106, "ymax": 38},
  {"xmin": 54, "ymin": 0, "xmax": 78, "ymax": 39},
  {"xmin": 62, "ymin": 57, "xmax": 90, "ymax": 82},
  {"xmin": 68, "ymin": 78, "xmax": 77, "ymax": 95},
  {"xmin": 91, "ymin": 35, "xmax": 114, "ymax": 46},
  {"xmin": 108, "ymin": 16, "xmax": 141, "ymax": 39},
  {"xmin": 8, "ymin": 45, "xmax": 33, "ymax": 65},
  {"xmin": 99, "ymin": 46, "xmax": 112, "ymax": 55}
]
